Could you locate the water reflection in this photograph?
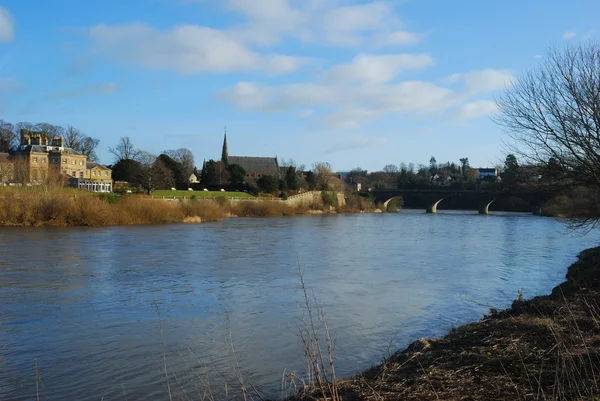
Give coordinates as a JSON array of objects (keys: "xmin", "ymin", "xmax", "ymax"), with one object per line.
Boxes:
[{"xmin": 0, "ymin": 213, "xmax": 598, "ymax": 400}]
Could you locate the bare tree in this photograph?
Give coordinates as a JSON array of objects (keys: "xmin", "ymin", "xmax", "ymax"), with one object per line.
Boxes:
[
  {"xmin": 63, "ymin": 125, "xmax": 100, "ymax": 161},
  {"xmin": 383, "ymin": 164, "xmax": 399, "ymax": 173},
  {"xmin": 138, "ymin": 151, "xmax": 158, "ymax": 194},
  {"xmin": 109, "ymin": 137, "xmax": 140, "ymax": 162},
  {"xmin": 312, "ymin": 162, "xmax": 336, "ymax": 190},
  {"xmin": 34, "ymin": 123, "xmax": 64, "ymax": 143},
  {"xmin": 164, "ymin": 148, "xmax": 194, "ymax": 179},
  {"xmin": 0, "ymin": 120, "xmax": 17, "ymax": 152},
  {"xmin": 495, "ymin": 43, "xmax": 600, "ymax": 222}
]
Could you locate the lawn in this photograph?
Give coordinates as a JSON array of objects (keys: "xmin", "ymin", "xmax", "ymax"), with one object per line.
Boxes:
[{"xmin": 151, "ymin": 190, "xmax": 254, "ymax": 198}]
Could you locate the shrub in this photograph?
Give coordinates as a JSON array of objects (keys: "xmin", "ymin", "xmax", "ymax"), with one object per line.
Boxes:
[{"xmin": 321, "ymin": 191, "xmax": 338, "ymax": 208}]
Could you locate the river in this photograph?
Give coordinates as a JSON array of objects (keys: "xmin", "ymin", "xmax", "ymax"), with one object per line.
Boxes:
[{"xmin": 1, "ymin": 211, "xmax": 599, "ymax": 400}]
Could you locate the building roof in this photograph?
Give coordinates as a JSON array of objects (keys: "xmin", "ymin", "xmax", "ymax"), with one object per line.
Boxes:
[
  {"xmin": 228, "ymin": 156, "xmax": 279, "ymax": 176},
  {"xmin": 478, "ymin": 168, "xmax": 497, "ymax": 173},
  {"xmin": 86, "ymin": 162, "xmax": 111, "ymax": 170}
]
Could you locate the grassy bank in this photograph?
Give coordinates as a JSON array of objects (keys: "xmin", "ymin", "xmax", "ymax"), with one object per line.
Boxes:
[
  {"xmin": 297, "ymin": 247, "xmax": 600, "ymax": 401},
  {"xmin": 0, "ymin": 186, "xmax": 376, "ymax": 227}
]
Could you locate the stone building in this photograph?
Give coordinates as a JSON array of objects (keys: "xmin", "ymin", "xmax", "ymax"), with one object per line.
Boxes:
[
  {"xmin": 6, "ymin": 130, "xmax": 113, "ymax": 192},
  {"xmin": 221, "ymin": 133, "xmax": 280, "ymax": 179}
]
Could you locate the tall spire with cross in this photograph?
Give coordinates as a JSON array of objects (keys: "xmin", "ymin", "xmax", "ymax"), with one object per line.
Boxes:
[{"xmin": 221, "ymin": 126, "xmax": 228, "ymax": 164}]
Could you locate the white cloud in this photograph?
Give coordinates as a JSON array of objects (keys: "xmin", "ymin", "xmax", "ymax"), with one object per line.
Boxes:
[
  {"xmin": 89, "ymin": 23, "xmax": 308, "ymax": 75},
  {"xmin": 219, "ymin": 66, "xmax": 511, "ymax": 129},
  {"xmin": 461, "ymin": 69, "xmax": 515, "ymax": 93},
  {"xmin": 225, "ymin": 0, "xmax": 418, "ymax": 48},
  {"xmin": 220, "ymin": 79, "xmax": 457, "ymax": 129},
  {"xmin": 326, "ymin": 134, "xmax": 389, "ymax": 153},
  {"xmin": 375, "ymin": 31, "xmax": 421, "ymax": 47},
  {"xmin": 563, "ymin": 31, "xmax": 576, "ymax": 39},
  {"xmin": 48, "ymin": 83, "xmax": 118, "ymax": 100},
  {"xmin": 323, "ymin": 53, "xmax": 435, "ymax": 84},
  {"xmin": 456, "ymin": 100, "xmax": 498, "ymax": 120},
  {"xmin": 0, "ymin": 6, "xmax": 15, "ymax": 42}
]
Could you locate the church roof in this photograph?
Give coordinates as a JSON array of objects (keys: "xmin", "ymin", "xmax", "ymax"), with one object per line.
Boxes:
[{"xmin": 228, "ymin": 156, "xmax": 279, "ymax": 176}]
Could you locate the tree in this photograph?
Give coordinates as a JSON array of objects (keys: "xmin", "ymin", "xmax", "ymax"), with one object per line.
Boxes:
[
  {"xmin": 459, "ymin": 158, "xmax": 470, "ymax": 179},
  {"xmin": 199, "ymin": 160, "xmax": 221, "ymax": 188},
  {"xmin": 63, "ymin": 126, "xmax": 100, "ymax": 161},
  {"xmin": 495, "ymin": 43, "xmax": 600, "ymax": 202},
  {"xmin": 543, "ymin": 157, "xmax": 564, "ymax": 182},
  {"xmin": 285, "ymin": 166, "xmax": 299, "ymax": 190},
  {"xmin": 312, "ymin": 162, "xmax": 335, "ymax": 190},
  {"xmin": 137, "ymin": 151, "xmax": 159, "ymax": 193},
  {"xmin": 429, "ymin": 156, "xmax": 437, "ymax": 175},
  {"xmin": 109, "ymin": 137, "xmax": 140, "ymax": 162},
  {"xmin": 164, "ymin": 148, "xmax": 195, "ymax": 181},
  {"xmin": 305, "ymin": 171, "xmax": 317, "ymax": 190},
  {"xmin": 34, "ymin": 123, "xmax": 64, "ymax": 142},
  {"xmin": 502, "ymin": 154, "xmax": 521, "ymax": 188},
  {"xmin": 383, "ymin": 164, "xmax": 398, "ymax": 173},
  {"xmin": 257, "ymin": 175, "xmax": 279, "ymax": 193},
  {"xmin": 0, "ymin": 120, "xmax": 16, "ymax": 152},
  {"xmin": 111, "ymin": 158, "xmax": 144, "ymax": 185},
  {"xmin": 150, "ymin": 158, "xmax": 175, "ymax": 191},
  {"xmin": 158, "ymin": 154, "xmax": 186, "ymax": 189},
  {"xmin": 227, "ymin": 163, "xmax": 246, "ymax": 187}
]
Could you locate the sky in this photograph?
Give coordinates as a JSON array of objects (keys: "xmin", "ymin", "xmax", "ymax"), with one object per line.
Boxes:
[{"xmin": 0, "ymin": 0, "xmax": 598, "ymax": 171}]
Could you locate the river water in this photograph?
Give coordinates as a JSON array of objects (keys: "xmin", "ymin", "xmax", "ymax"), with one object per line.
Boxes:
[{"xmin": 1, "ymin": 212, "xmax": 599, "ymax": 400}]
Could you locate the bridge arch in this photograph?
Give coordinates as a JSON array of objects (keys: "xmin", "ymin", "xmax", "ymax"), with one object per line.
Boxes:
[
  {"xmin": 426, "ymin": 198, "xmax": 446, "ymax": 214},
  {"xmin": 478, "ymin": 199, "xmax": 496, "ymax": 215},
  {"xmin": 383, "ymin": 196, "xmax": 401, "ymax": 209}
]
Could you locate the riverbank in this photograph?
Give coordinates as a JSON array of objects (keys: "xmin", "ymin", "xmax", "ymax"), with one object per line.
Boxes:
[
  {"xmin": 299, "ymin": 246, "xmax": 600, "ymax": 400},
  {"xmin": 0, "ymin": 186, "xmax": 377, "ymax": 227}
]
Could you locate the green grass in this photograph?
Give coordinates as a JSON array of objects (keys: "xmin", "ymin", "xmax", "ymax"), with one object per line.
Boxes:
[{"xmin": 151, "ymin": 190, "xmax": 254, "ymax": 198}]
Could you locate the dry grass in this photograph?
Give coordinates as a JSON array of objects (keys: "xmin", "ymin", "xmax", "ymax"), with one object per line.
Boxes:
[
  {"xmin": 0, "ymin": 185, "xmax": 367, "ymax": 227},
  {"xmin": 0, "ymin": 185, "xmax": 228, "ymax": 226}
]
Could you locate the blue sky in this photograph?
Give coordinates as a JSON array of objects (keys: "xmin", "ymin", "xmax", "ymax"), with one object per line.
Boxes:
[{"xmin": 0, "ymin": 0, "xmax": 598, "ymax": 171}]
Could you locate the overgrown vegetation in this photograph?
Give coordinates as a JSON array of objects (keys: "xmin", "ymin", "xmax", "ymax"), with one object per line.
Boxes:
[{"xmin": 0, "ymin": 186, "xmax": 378, "ymax": 227}]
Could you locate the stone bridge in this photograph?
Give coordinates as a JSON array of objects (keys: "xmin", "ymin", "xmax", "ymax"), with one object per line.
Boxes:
[{"xmin": 371, "ymin": 188, "xmax": 559, "ymax": 214}]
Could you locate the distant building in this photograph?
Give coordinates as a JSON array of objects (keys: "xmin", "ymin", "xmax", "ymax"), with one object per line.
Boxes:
[
  {"xmin": 7, "ymin": 130, "xmax": 113, "ymax": 192},
  {"xmin": 221, "ymin": 133, "xmax": 280, "ymax": 179},
  {"xmin": 189, "ymin": 173, "xmax": 199, "ymax": 184},
  {"xmin": 477, "ymin": 168, "xmax": 498, "ymax": 180}
]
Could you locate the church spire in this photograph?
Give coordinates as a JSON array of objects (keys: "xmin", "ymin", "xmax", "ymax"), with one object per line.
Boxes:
[{"xmin": 221, "ymin": 126, "xmax": 228, "ymax": 164}]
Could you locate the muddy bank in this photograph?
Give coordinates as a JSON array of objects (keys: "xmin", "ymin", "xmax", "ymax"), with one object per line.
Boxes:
[{"xmin": 303, "ymin": 247, "xmax": 600, "ymax": 401}]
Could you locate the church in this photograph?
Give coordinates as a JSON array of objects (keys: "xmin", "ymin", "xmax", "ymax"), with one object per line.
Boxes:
[{"xmin": 220, "ymin": 133, "xmax": 281, "ymax": 179}]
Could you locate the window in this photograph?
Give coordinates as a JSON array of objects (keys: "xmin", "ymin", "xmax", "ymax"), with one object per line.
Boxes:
[
  {"xmin": 72, "ymin": 171, "xmax": 76, "ymax": 177},
  {"xmin": 79, "ymin": 172, "xmax": 83, "ymax": 178},
  {"xmin": 105, "ymin": 171, "xmax": 108, "ymax": 176},
  {"xmin": 93, "ymin": 171, "xmax": 96, "ymax": 176},
  {"xmin": 42, "ymin": 158, "xmax": 47, "ymax": 164},
  {"xmin": 62, "ymin": 158, "xmax": 67, "ymax": 164},
  {"xmin": 80, "ymin": 160, "xmax": 84, "ymax": 166},
  {"xmin": 72, "ymin": 160, "xmax": 76, "ymax": 165},
  {"xmin": 33, "ymin": 157, "xmax": 38, "ymax": 163},
  {"xmin": 53, "ymin": 158, "xmax": 59, "ymax": 164}
]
